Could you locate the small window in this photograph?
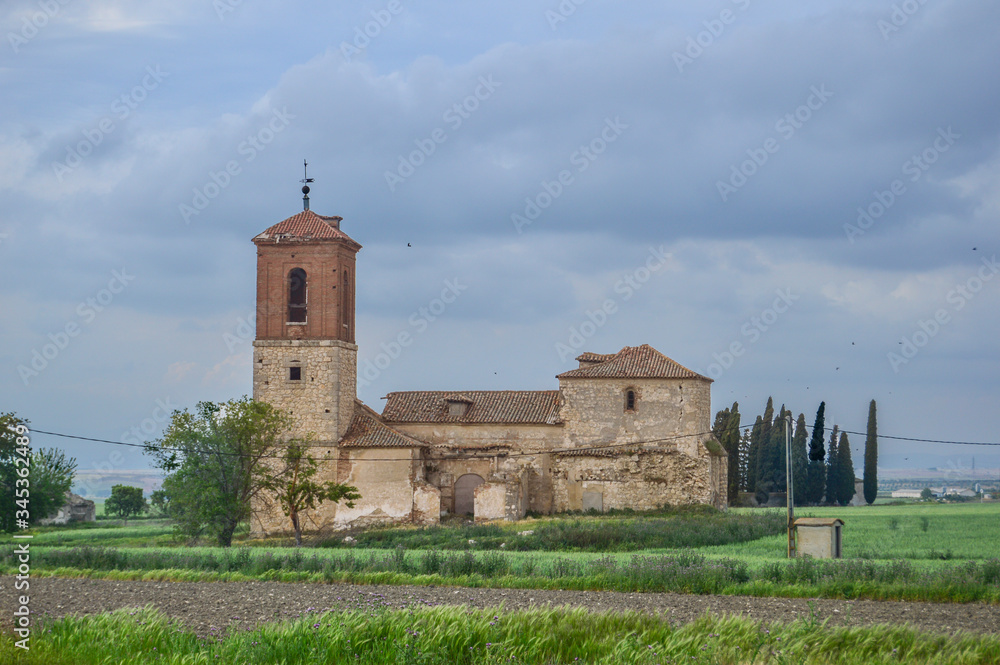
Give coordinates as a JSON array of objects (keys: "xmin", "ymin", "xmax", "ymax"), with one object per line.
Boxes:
[
  {"xmin": 447, "ymin": 401, "xmax": 468, "ymax": 417},
  {"xmin": 289, "ymin": 366, "xmax": 302, "ymax": 381},
  {"xmin": 288, "ymin": 268, "xmax": 307, "ymax": 323},
  {"xmin": 624, "ymin": 389, "xmax": 637, "ymax": 412}
]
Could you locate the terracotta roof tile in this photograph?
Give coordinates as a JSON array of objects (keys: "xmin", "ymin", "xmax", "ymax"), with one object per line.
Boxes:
[
  {"xmin": 253, "ymin": 210, "xmax": 360, "ymax": 247},
  {"xmin": 557, "ymin": 344, "xmax": 709, "ymax": 380},
  {"xmin": 383, "ymin": 390, "xmax": 561, "ymax": 424},
  {"xmin": 340, "ymin": 401, "xmax": 427, "ymax": 448}
]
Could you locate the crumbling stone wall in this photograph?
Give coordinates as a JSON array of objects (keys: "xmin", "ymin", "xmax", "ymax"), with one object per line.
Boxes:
[{"xmin": 551, "ymin": 442, "xmax": 721, "ymax": 512}]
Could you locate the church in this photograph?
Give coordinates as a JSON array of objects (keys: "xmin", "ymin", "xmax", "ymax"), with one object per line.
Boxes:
[{"xmin": 249, "ymin": 200, "xmax": 727, "ymax": 535}]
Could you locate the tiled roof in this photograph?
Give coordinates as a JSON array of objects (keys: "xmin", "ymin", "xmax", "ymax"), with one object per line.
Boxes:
[
  {"xmin": 557, "ymin": 344, "xmax": 709, "ymax": 381},
  {"xmin": 339, "ymin": 402, "xmax": 427, "ymax": 448},
  {"xmin": 576, "ymin": 352, "xmax": 615, "ymax": 364},
  {"xmin": 253, "ymin": 210, "xmax": 360, "ymax": 247},
  {"xmin": 382, "ymin": 390, "xmax": 562, "ymax": 425}
]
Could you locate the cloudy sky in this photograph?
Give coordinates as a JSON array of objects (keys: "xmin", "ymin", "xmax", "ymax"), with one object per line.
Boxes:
[{"xmin": 2, "ymin": 0, "xmax": 998, "ymax": 482}]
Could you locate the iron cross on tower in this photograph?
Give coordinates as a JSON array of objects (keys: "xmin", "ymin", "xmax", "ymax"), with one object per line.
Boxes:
[{"xmin": 300, "ymin": 159, "xmax": 314, "ymax": 211}]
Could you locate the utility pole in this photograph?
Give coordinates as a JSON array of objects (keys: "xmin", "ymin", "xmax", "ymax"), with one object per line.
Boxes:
[{"xmin": 786, "ymin": 414, "xmax": 795, "ymax": 558}]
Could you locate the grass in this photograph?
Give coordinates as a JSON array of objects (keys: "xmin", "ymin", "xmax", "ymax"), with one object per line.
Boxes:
[
  {"xmin": 318, "ymin": 506, "xmax": 787, "ymax": 552},
  {"xmin": 6, "ymin": 545, "xmax": 1000, "ymax": 603},
  {"xmin": 698, "ymin": 503, "xmax": 1000, "ymax": 562},
  {"xmin": 4, "ymin": 604, "xmax": 1000, "ymax": 664}
]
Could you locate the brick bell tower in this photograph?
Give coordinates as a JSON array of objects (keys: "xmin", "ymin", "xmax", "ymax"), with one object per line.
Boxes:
[{"xmin": 251, "ymin": 176, "xmax": 361, "ymax": 445}]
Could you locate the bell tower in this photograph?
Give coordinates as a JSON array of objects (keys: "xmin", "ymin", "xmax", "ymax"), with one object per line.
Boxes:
[{"xmin": 251, "ymin": 191, "xmax": 362, "ymax": 444}]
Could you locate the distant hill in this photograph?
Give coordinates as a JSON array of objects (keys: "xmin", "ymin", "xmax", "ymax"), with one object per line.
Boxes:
[{"xmin": 73, "ymin": 469, "xmax": 163, "ymax": 499}]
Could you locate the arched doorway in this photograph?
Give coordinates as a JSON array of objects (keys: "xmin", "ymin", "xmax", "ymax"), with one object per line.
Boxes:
[{"xmin": 454, "ymin": 474, "xmax": 485, "ymax": 516}]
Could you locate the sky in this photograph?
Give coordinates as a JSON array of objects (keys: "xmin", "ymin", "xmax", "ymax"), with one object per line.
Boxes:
[{"xmin": 2, "ymin": 0, "xmax": 999, "ymax": 485}]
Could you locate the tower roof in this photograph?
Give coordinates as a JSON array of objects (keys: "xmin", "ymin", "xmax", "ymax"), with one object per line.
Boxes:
[
  {"xmin": 253, "ymin": 210, "xmax": 361, "ymax": 248},
  {"xmin": 556, "ymin": 344, "xmax": 710, "ymax": 381}
]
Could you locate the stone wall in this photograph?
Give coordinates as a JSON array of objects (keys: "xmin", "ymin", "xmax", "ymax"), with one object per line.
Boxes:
[
  {"xmin": 558, "ymin": 378, "xmax": 712, "ymax": 456},
  {"xmin": 551, "ymin": 444, "xmax": 720, "ymax": 512},
  {"xmin": 253, "ymin": 339, "xmax": 357, "ymax": 443},
  {"xmin": 395, "ymin": 423, "xmax": 562, "ymax": 515}
]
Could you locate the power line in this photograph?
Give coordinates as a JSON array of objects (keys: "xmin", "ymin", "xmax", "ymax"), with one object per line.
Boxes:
[{"xmin": 24, "ymin": 422, "xmax": 1000, "ymax": 468}]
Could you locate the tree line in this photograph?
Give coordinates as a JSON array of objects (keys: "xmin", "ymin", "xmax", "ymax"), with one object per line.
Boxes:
[{"xmin": 713, "ymin": 399, "xmax": 878, "ymax": 507}]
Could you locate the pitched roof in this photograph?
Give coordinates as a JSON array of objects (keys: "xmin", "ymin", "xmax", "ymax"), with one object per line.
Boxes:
[
  {"xmin": 382, "ymin": 390, "xmax": 561, "ymax": 425},
  {"xmin": 339, "ymin": 401, "xmax": 427, "ymax": 448},
  {"xmin": 253, "ymin": 210, "xmax": 360, "ymax": 247},
  {"xmin": 557, "ymin": 344, "xmax": 710, "ymax": 381},
  {"xmin": 576, "ymin": 352, "xmax": 615, "ymax": 364}
]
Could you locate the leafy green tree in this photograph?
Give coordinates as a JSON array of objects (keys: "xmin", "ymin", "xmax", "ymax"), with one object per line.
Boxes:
[
  {"xmin": 792, "ymin": 413, "xmax": 809, "ymax": 506},
  {"xmin": 261, "ymin": 439, "xmax": 360, "ymax": 546},
  {"xmin": 145, "ymin": 397, "xmax": 294, "ymax": 547},
  {"xmin": 2, "ymin": 414, "xmax": 79, "ymax": 531},
  {"xmin": 864, "ymin": 399, "xmax": 878, "ymax": 505},
  {"xmin": 0, "ymin": 412, "xmax": 27, "ymax": 533},
  {"xmin": 149, "ymin": 489, "xmax": 170, "ymax": 516},
  {"xmin": 825, "ymin": 425, "xmax": 840, "ymax": 505},
  {"xmin": 105, "ymin": 484, "xmax": 148, "ymax": 525},
  {"xmin": 920, "ymin": 487, "xmax": 934, "ymax": 500},
  {"xmin": 837, "ymin": 431, "xmax": 856, "ymax": 505}
]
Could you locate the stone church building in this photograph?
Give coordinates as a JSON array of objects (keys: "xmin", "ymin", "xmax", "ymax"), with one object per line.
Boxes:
[{"xmin": 250, "ymin": 206, "xmax": 727, "ymax": 536}]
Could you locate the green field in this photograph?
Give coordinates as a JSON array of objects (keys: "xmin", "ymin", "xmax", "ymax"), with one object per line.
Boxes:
[
  {"xmin": 4, "ymin": 605, "xmax": 999, "ymax": 665},
  {"xmin": 5, "ymin": 502, "xmax": 1000, "ymax": 604}
]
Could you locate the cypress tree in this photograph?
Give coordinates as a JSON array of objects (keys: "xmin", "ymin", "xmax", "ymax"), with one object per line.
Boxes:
[
  {"xmin": 806, "ymin": 402, "xmax": 827, "ymax": 505},
  {"xmin": 725, "ymin": 404, "xmax": 742, "ymax": 505},
  {"xmin": 756, "ymin": 398, "xmax": 775, "ymax": 495},
  {"xmin": 747, "ymin": 415, "xmax": 763, "ymax": 496},
  {"xmin": 808, "ymin": 402, "xmax": 826, "ymax": 461},
  {"xmin": 864, "ymin": 399, "xmax": 878, "ymax": 505},
  {"xmin": 792, "ymin": 413, "xmax": 808, "ymax": 506},
  {"xmin": 768, "ymin": 406, "xmax": 789, "ymax": 492},
  {"xmin": 738, "ymin": 429, "xmax": 752, "ymax": 493},
  {"xmin": 838, "ymin": 431, "xmax": 856, "ymax": 505},
  {"xmin": 825, "ymin": 425, "xmax": 840, "ymax": 505}
]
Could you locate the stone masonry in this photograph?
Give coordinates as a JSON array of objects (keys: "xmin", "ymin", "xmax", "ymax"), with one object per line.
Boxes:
[{"xmin": 249, "ymin": 208, "xmax": 728, "ymax": 538}]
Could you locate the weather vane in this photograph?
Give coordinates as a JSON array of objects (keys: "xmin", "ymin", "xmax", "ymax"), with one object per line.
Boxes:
[{"xmin": 300, "ymin": 159, "xmax": 314, "ymax": 211}]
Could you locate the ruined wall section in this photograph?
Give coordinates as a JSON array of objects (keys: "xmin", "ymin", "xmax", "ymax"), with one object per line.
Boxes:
[
  {"xmin": 392, "ymin": 423, "xmax": 561, "ymax": 515},
  {"xmin": 551, "ymin": 448, "xmax": 717, "ymax": 512}
]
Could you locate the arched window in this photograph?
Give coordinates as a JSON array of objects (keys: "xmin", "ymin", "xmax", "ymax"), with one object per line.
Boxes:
[
  {"xmin": 288, "ymin": 268, "xmax": 307, "ymax": 323},
  {"xmin": 624, "ymin": 388, "xmax": 637, "ymax": 412}
]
